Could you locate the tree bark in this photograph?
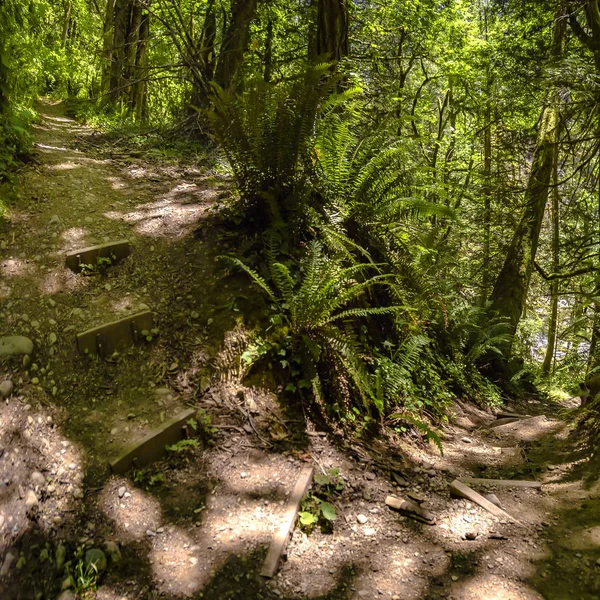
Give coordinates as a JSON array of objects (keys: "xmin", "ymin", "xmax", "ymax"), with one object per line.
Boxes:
[
  {"xmin": 488, "ymin": 5, "xmax": 565, "ymax": 359},
  {"xmin": 541, "ymin": 149, "xmax": 561, "ymax": 376},
  {"xmin": 214, "ymin": 0, "xmax": 258, "ymax": 91},
  {"xmin": 316, "ymin": 0, "xmax": 349, "ymax": 62}
]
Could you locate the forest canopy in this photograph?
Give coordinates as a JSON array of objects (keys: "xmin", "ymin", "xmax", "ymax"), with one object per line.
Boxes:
[{"xmin": 2, "ymin": 0, "xmax": 600, "ymax": 434}]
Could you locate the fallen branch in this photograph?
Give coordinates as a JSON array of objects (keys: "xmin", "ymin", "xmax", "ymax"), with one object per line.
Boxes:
[{"xmin": 385, "ymin": 495, "xmax": 436, "ymax": 525}]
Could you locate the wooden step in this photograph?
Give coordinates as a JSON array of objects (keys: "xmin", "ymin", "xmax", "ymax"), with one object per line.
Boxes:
[
  {"xmin": 110, "ymin": 408, "xmax": 197, "ymax": 474},
  {"xmin": 76, "ymin": 310, "xmax": 153, "ymax": 356},
  {"xmin": 65, "ymin": 240, "xmax": 131, "ymax": 273}
]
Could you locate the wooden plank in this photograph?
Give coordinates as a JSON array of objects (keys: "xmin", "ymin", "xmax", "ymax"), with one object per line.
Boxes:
[
  {"xmin": 449, "ymin": 479, "xmax": 521, "ymax": 524},
  {"xmin": 65, "ymin": 240, "xmax": 131, "ymax": 273},
  {"xmin": 460, "ymin": 477, "xmax": 542, "ymax": 489},
  {"xmin": 385, "ymin": 496, "xmax": 436, "ymax": 525},
  {"xmin": 76, "ymin": 310, "xmax": 153, "ymax": 356},
  {"xmin": 109, "ymin": 408, "xmax": 196, "ymax": 475},
  {"xmin": 261, "ymin": 466, "xmax": 314, "ymax": 579}
]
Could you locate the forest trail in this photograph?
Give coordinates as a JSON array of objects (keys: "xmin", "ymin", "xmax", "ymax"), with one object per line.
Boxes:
[{"xmin": 1, "ymin": 101, "xmax": 600, "ymax": 600}]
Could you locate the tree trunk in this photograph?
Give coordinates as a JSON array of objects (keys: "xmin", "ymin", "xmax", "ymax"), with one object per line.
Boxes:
[
  {"xmin": 488, "ymin": 7, "xmax": 565, "ymax": 359},
  {"xmin": 541, "ymin": 150, "xmax": 561, "ymax": 376},
  {"xmin": 214, "ymin": 0, "xmax": 258, "ymax": 91},
  {"xmin": 264, "ymin": 18, "xmax": 274, "ymax": 83},
  {"xmin": 480, "ymin": 97, "xmax": 492, "ymax": 306},
  {"xmin": 189, "ymin": 0, "xmax": 216, "ymax": 113},
  {"xmin": 316, "ymin": 0, "xmax": 349, "ymax": 62}
]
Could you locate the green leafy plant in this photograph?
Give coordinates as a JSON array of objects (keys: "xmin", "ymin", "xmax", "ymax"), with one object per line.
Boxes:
[
  {"xmin": 298, "ymin": 468, "xmax": 343, "ymax": 534},
  {"xmin": 165, "ymin": 438, "xmax": 199, "ymax": 453},
  {"xmin": 223, "ymin": 240, "xmax": 399, "ymax": 420},
  {"xmin": 66, "ymin": 546, "xmax": 100, "ymax": 596},
  {"xmin": 132, "ymin": 468, "xmax": 165, "ymax": 489}
]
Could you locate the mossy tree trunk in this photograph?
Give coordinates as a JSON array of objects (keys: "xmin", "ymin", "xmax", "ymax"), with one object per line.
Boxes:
[
  {"xmin": 214, "ymin": 0, "xmax": 258, "ymax": 91},
  {"xmin": 488, "ymin": 7, "xmax": 565, "ymax": 360},
  {"xmin": 101, "ymin": 0, "xmax": 150, "ymax": 120},
  {"xmin": 315, "ymin": 0, "xmax": 349, "ymax": 62}
]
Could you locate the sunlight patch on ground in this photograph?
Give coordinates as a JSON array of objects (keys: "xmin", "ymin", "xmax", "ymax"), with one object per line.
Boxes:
[
  {"xmin": 40, "ymin": 268, "xmax": 69, "ymax": 295},
  {"xmin": 61, "ymin": 227, "xmax": 88, "ymax": 246},
  {"xmin": 559, "ymin": 525, "xmax": 600, "ymax": 550},
  {"xmin": 107, "ymin": 176, "xmax": 127, "ymax": 190},
  {"xmin": 1, "ymin": 258, "xmax": 33, "ymax": 278},
  {"xmin": 99, "ymin": 484, "xmax": 162, "ymax": 542},
  {"xmin": 35, "ymin": 143, "xmax": 71, "ymax": 152},
  {"xmin": 46, "ymin": 161, "xmax": 80, "ymax": 171},
  {"xmin": 450, "ymin": 573, "xmax": 544, "ymax": 599}
]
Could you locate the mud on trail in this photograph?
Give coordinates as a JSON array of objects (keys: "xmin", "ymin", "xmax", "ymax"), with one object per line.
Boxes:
[{"xmin": 1, "ymin": 100, "xmax": 600, "ymax": 600}]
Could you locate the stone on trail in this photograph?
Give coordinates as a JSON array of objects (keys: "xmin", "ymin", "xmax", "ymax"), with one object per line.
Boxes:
[
  {"xmin": 55, "ymin": 543, "xmax": 66, "ymax": 572},
  {"xmin": 0, "ymin": 336, "xmax": 34, "ymax": 358},
  {"xmin": 0, "ymin": 552, "xmax": 15, "ymax": 577},
  {"xmin": 31, "ymin": 471, "xmax": 46, "ymax": 487},
  {"xmin": 57, "ymin": 591, "xmax": 75, "ymax": 600},
  {"xmin": 25, "ymin": 489, "xmax": 39, "ymax": 510},
  {"xmin": 84, "ymin": 548, "xmax": 107, "ymax": 573},
  {"xmin": 0, "ymin": 380, "xmax": 14, "ymax": 398},
  {"xmin": 104, "ymin": 540, "xmax": 121, "ymax": 564}
]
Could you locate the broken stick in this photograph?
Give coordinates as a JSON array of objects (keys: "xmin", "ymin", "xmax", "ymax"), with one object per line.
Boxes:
[
  {"xmin": 449, "ymin": 479, "xmax": 521, "ymax": 524},
  {"xmin": 260, "ymin": 466, "xmax": 314, "ymax": 578},
  {"xmin": 385, "ymin": 495, "xmax": 436, "ymax": 525}
]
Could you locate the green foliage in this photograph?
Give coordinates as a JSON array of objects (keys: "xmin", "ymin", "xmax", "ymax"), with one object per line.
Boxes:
[
  {"xmin": 67, "ymin": 546, "xmax": 100, "ymax": 595},
  {"xmin": 166, "ymin": 438, "xmax": 200, "ymax": 453},
  {"xmin": 132, "ymin": 468, "xmax": 165, "ymax": 489},
  {"xmin": 298, "ymin": 468, "xmax": 343, "ymax": 534}
]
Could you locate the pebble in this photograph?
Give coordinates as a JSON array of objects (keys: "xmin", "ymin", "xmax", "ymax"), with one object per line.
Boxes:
[
  {"xmin": 0, "ymin": 552, "xmax": 15, "ymax": 577},
  {"xmin": 56, "ymin": 543, "xmax": 66, "ymax": 571},
  {"xmin": 48, "ymin": 332, "xmax": 57, "ymax": 345},
  {"xmin": 365, "ymin": 472, "xmax": 376, "ymax": 481},
  {"xmin": 451, "ymin": 575, "xmax": 459, "ymax": 582},
  {"xmin": 462, "ymin": 437, "xmax": 472, "ymax": 443},
  {"xmin": 84, "ymin": 548, "xmax": 107, "ymax": 572},
  {"xmin": 0, "ymin": 380, "xmax": 14, "ymax": 398},
  {"xmin": 357, "ymin": 514, "xmax": 368, "ymax": 524},
  {"xmin": 105, "ymin": 541, "xmax": 121, "ymax": 563},
  {"xmin": 0, "ymin": 336, "xmax": 34, "ymax": 357},
  {"xmin": 118, "ymin": 486, "xmax": 126, "ymax": 498},
  {"xmin": 31, "ymin": 471, "xmax": 46, "ymax": 487},
  {"xmin": 25, "ymin": 489, "xmax": 39, "ymax": 510},
  {"xmin": 240, "ymin": 472, "xmax": 247, "ymax": 479},
  {"xmin": 465, "ymin": 531, "xmax": 478, "ymax": 540},
  {"xmin": 49, "ymin": 215, "xmax": 60, "ymax": 226},
  {"xmin": 57, "ymin": 591, "xmax": 75, "ymax": 600}
]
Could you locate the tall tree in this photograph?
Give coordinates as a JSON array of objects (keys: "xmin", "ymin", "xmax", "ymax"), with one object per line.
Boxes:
[
  {"xmin": 314, "ymin": 0, "xmax": 348, "ymax": 62},
  {"xmin": 488, "ymin": 3, "xmax": 566, "ymax": 359},
  {"xmin": 214, "ymin": 0, "xmax": 259, "ymax": 90}
]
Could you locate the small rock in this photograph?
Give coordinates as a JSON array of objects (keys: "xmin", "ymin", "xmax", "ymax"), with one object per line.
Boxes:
[
  {"xmin": 104, "ymin": 541, "xmax": 121, "ymax": 563},
  {"xmin": 84, "ymin": 548, "xmax": 107, "ymax": 572},
  {"xmin": 365, "ymin": 472, "xmax": 376, "ymax": 481},
  {"xmin": 57, "ymin": 592, "xmax": 75, "ymax": 600},
  {"xmin": 118, "ymin": 486, "xmax": 126, "ymax": 498},
  {"xmin": 23, "ymin": 355, "xmax": 31, "ymax": 368},
  {"xmin": 31, "ymin": 471, "xmax": 46, "ymax": 487},
  {"xmin": 49, "ymin": 215, "xmax": 61, "ymax": 226},
  {"xmin": 357, "ymin": 514, "xmax": 368, "ymax": 525},
  {"xmin": 462, "ymin": 437, "xmax": 472, "ymax": 444},
  {"xmin": 0, "ymin": 380, "xmax": 14, "ymax": 398},
  {"xmin": 146, "ymin": 529, "xmax": 156, "ymax": 537},
  {"xmin": 55, "ymin": 544, "xmax": 66, "ymax": 571},
  {"xmin": 364, "ymin": 527, "xmax": 376, "ymax": 536},
  {"xmin": 25, "ymin": 490, "xmax": 39, "ymax": 510},
  {"xmin": 48, "ymin": 333, "xmax": 57, "ymax": 345},
  {"xmin": 61, "ymin": 576, "xmax": 74, "ymax": 590},
  {"xmin": 465, "ymin": 531, "xmax": 478, "ymax": 540},
  {"xmin": 485, "ymin": 493, "xmax": 502, "ymax": 508},
  {"xmin": 0, "ymin": 552, "xmax": 15, "ymax": 577},
  {"xmin": 427, "ymin": 469, "xmax": 437, "ymax": 478},
  {"xmin": 240, "ymin": 472, "xmax": 247, "ymax": 479},
  {"xmin": 451, "ymin": 575, "xmax": 459, "ymax": 582},
  {"xmin": 0, "ymin": 336, "xmax": 34, "ymax": 357}
]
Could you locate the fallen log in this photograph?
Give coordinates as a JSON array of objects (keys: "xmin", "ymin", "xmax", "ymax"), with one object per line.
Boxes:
[
  {"xmin": 261, "ymin": 466, "xmax": 314, "ymax": 578},
  {"xmin": 385, "ymin": 495, "xmax": 436, "ymax": 525},
  {"xmin": 460, "ymin": 477, "xmax": 541, "ymax": 489},
  {"xmin": 449, "ymin": 479, "xmax": 520, "ymax": 524}
]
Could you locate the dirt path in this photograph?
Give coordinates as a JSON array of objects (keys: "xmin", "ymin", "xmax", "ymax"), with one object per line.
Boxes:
[{"xmin": 1, "ymin": 101, "xmax": 599, "ymax": 600}]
